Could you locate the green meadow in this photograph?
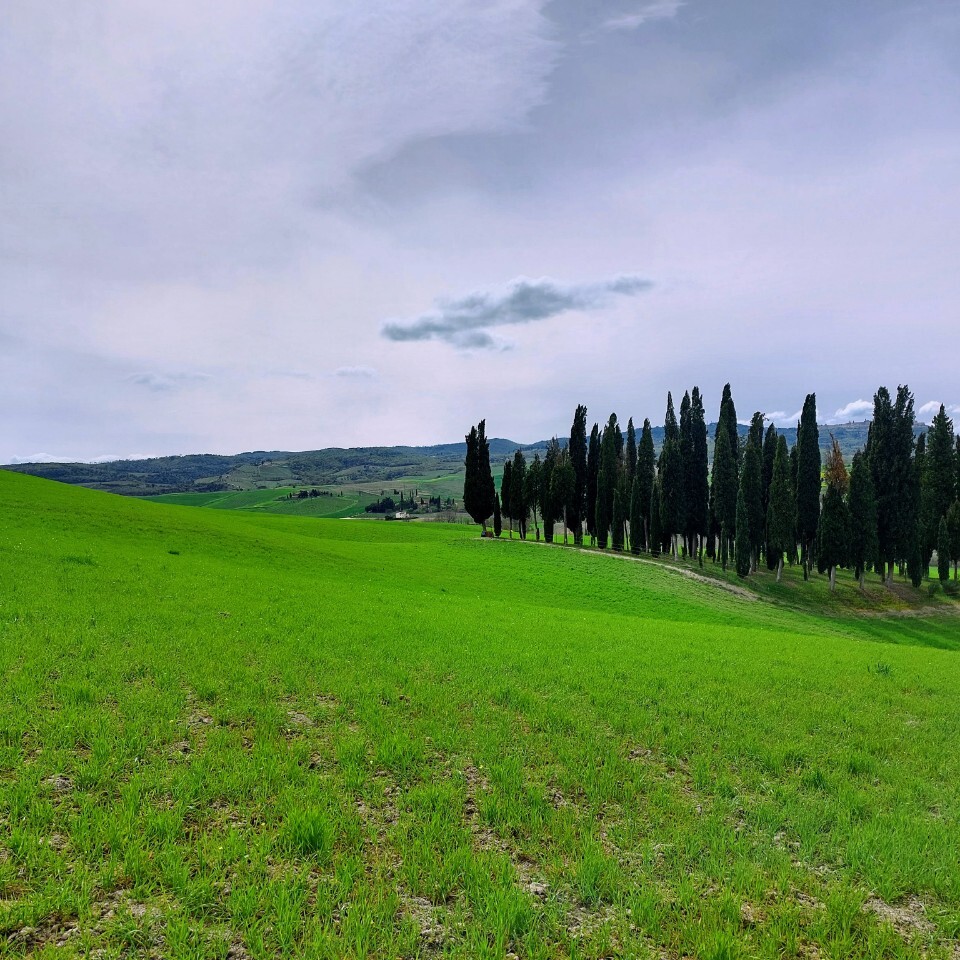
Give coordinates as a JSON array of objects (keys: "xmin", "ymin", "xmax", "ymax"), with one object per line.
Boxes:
[{"xmin": 2, "ymin": 470, "xmax": 959, "ymax": 959}]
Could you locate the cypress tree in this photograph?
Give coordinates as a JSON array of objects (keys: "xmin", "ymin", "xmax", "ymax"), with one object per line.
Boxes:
[
  {"xmin": 629, "ymin": 471, "xmax": 643, "ymax": 555},
  {"xmin": 685, "ymin": 388, "xmax": 710, "ymax": 564},
  {"xmin": 568, "ymin": 405, "xmax": 589, "ymax": 545},
  {"xmin": 817, "ymin": 438, "xmax": 850, "ymax": 591},
  {"xmin": 748, "ymin": 411, "xmax": 764, "ymax": 451},
  {"xmin": 735, "ymin": 483, "xmax": 751, "ymax": 578},
  {"xmin": 740, "ymin": 436, "xmax": 764, "ymax": 572},
  {"xmin": 678, "ymin": 392, "xmax": 693, "ymax": 556},
  {"xmin": 659, "ymin": 438, "xmax": 684, "ymax": 559},
  {"xmin": 551, "ymin": 450, "xmax": 575, "ymax": 545},
  {"xmin": 761, "ymin": 423, "xmax": 778, "ymax": 533},
  {"xmin": 636, "ymin": 419, "xmax": 656, "ymax": 552},
  {"xmin": 464, "ymin": 421, "xmax": 494, "ymax": 532},
  {"xmin": 906, "ymin": 432, "xmax": 924, "ymax": 587},
  {"xmin": 626, "ymin": 417, "xmax": 637, "ymax": 486},
  {"xmin": 615, "ymin": 423, "xmax": 624, "ymax": 462},
  {"xmin": 612, "ymin": 487, "xmax": 625, "ymax": 551},
  {"xmin": 789, "ymin": 442, "xmax": 800, "ymax": 566},
  {"xmin": 664, "ymin": 392, "xmax": 679, "ymax": 444},
  {"xmin": 512, "ymin": 450, "xmax": 528, "ymax": 540},
  {"xmin": 493, "ymin": 493, "xmax": 502, "ymax": 537},
  {"xmin": 847, "ymin": 450, "xmax": 878, "ymax": 590},
  {"xmin": 541, "ymin": 438, "xmax": 560, "ymax": 544},
  {"xmin": 767, "ymin": 435, "xmax": 795, "ymax": 582},
  {"xmin": 717, "ymin": 383, "xmax": 740, "ymax": 464},
  {"xmin": 595, "ymin": 415, "xmax": 619, "ymax": 549},
  {"xmin": 586, "ymin": 424, "xmax": 600, "ymax": 545},
  {"xmin": 795, "ymin": 393, "xmax": 821, "ymax": 581},
  {"xmin": 649, "ymin": 478, "xmax": 663, "ymax": 557},
  {"xmin": 525, "ymin": 455, "xmax": 542, "ymax": 541},
  {"xmin": 871, "ymin": 386, "xmax": 916, "ymax": 582},
  {"xmin": 921, "ymin": 405, "xmax": 955, "ymax": 566},
  {"xmin": 946, "ymin": 499, "xmax": 960, "ymax": 579},
  {"xmin": 501, "ymin": 460, "xmax": 513, "ymax": 538},
  {"xmin": 711, "ymin": 425, "xmax": 738, "ymax": 562},
  {"xmin": 938, "ymin": 517, "xmax": 951, "ymax": 584}
]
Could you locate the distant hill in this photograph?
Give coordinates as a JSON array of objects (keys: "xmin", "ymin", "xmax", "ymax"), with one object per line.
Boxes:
[{"xmin": 5, "ymin": 420, "xmax": 912, "ymax": 497}]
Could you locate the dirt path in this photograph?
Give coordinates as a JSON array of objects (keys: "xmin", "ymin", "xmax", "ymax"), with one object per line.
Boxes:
[{"xmin": 495, "ymin": 536, "xmax": 758, "ymax": 601}]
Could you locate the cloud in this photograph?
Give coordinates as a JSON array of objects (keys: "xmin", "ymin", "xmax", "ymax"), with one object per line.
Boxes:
[
  {"xmin": 601, "ymin": 2, "xmax": 684, "ymax": 32},
  {"xmin": 126, "ymin": 372, "xmax": 210, "ymax": 392},
  {"xmin": 766, "ymin": 410, "xmax": 803, "ymax": 426},
  {"xmin": 832, "ymin": 399, "xmax": 874, "ymax": 421},
  {"xmin": 334, "ymin": 366, "xmax": 378, "ymax": 379},
  {"xmin": 381, "ymin": 274, "xmax": 652, "ymax": 349},
  {"xmin": 917, "ymin": 400, "xmax": 960, "ymax": 421}
]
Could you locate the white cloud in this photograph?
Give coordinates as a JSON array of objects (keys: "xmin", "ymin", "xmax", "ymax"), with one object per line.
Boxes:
[
  {"xmin": 832, "ymin": 399, "xmax": 874, "ymax": 421},
  {"xmin": 601, "ymin": 2, "xmax": 684, "ymax": 32},
  {"xmin": 918, "ymin": 400, "xmax": 960, "ymax": 422},
  {"xmin": 766, "ymin": 409, "xmax": 803, "ymax": 427},
  {"xmin": 126, "ymin": 372, "xmax": 210, "ymax": 392}
]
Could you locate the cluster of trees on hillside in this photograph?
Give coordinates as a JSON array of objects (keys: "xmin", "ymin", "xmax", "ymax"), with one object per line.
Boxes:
[{"xmin": 464, "ymin": 386, "xmax": 960, "ymax": 590}]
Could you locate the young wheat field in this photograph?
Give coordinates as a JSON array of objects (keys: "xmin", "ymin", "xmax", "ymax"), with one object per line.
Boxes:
[{"xmin": 1, "ymin": 470, "xmax": 958, "ymax": 959}]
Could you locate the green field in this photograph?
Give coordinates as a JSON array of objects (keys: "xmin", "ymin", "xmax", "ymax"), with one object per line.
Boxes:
[{"xmin": 2, "ymin": 470, "xmax": 959, "ymax": 958}]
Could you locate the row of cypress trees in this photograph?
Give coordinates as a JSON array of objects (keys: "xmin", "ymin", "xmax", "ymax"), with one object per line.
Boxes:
[{"xmin": 465, "ymin": 386, "xmax": 960, "ymax": 589}]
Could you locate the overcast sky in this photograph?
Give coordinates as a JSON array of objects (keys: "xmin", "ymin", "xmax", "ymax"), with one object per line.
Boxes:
[{"xmin": 3, "ymin": 0, "xmax": 959, "ymax": 463}]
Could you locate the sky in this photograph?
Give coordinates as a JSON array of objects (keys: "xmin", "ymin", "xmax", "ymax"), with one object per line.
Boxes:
[{"xmin": 3, "ymin": 0, "xmax": 959, "ymax": 463}]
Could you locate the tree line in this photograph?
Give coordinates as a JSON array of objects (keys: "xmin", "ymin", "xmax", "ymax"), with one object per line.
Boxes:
[{"xmin": 463, "ymin": 386, "xmax": 960, "ymax": 590}]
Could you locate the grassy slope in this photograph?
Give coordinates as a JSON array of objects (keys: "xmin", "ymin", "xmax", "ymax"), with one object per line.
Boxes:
[{"xmin": 1, "ymin": 471, "xmax": 959, "ymax": 959}]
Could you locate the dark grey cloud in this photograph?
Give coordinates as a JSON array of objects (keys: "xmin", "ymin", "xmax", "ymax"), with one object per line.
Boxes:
[{"xmin": 381, "ymin": 275, "xmax": 652, "ymax": 349}]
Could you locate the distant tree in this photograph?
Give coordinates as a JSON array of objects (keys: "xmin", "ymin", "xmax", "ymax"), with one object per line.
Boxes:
[
  {"xmin": 761, "ymin": 423, "xmax": 778, "ymax": 535},
  {"xmin": 735, "ymin": 484, "xmax": 751, "ymax": 578},
  {"xmin": 586, "ymin": 423, "xmax": 600, "ymax": 545},
  {"xmin": 649, "ymin": 478, "xmax": 663, "ymax": 557},
  {"xmin": 629, "ymin": 471, "xmax": 643, "ymax": 555},
  {"xmin": 595, "ymin": 414, "xmax": 619, "ymax": 549},
  {"xmin": 870, "ymin": 386, "xmax": 916, "ymax": 582},
  {"xmin": 740, "ymin": 436, "xmax": 764, "ymax": 572},
  {"xmin": 525, "ymin": 454, "xmax": 543, "ymax": 541},
  {"xmin": 625, "ymin": 417, "xmax": 638, "ymax": 487},
  {"xmin": 796, "ymin": 393, "xmax": 821, "ymax": 580},
  {"xmin": 711, "ymin": 425, "xmax": 738, "ymax": 563},
  {"xmin": 464, "ymin": 421, "xmax": 495, "ymax": 532},
  {"xmin": 493, "ymin": 492, "xmax": 502, "ymax": 537},
  {"xmin": 847, "ymin": 450, "xmax": 878, "ymax": 590},
  {"xmin": 946, "ymin": 499, "xmax": 960, "ymax": 579},
  {"xmin": 611, "ymin": 487, "xmax": 625, "ymax": 551},
  {"xmin": 512, "ymin": 449, "xmax": 528, "ymax": 539},
  {"xmin": 938, "ymin": 517, "xmax": 951, "ymax": 584},
  {"xmin": 767, "ymin": 435, "xmax": 795, "ymax": 582},
  {"xmin": 541, "ymin": 438, "xmax": 560, "ymax": 544},
  {"xmin": 501, "ymin": 459, "xmax": 513, "ymax": 538},
  {"xmin": 568, "ymin": 405, "xmax": 589, "ymax": 545},
  {"xmin": 659, "ymin": 437, "xmax": 684, "ymax": 559},
  {"xmin": 551, "ymin": 450, "xmax": 576, "ymax": 545},
  {"xmin": 818, "ymin": 438, "xmax": 850, "ymax": 591},
  {"xmin": 684, "ymin": 388, "xmax": 710, "ymax": 563},
  {"xmin": 636, "ymin": 419, "xmax": 656, "ymax": 552},
  {"xmin": 921, "ymin": 405, "xmax": 956, "ymax": 567}
]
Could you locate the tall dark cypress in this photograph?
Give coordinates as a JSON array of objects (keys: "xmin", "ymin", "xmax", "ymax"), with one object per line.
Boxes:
[
  {"xmin": 649, "ymin": 478, "xmax": 663, "ymax": 557},
  {"xmin": 525, "ymin": 454, "xmax": 542, "ymax": 540},
  {"xmin": 761, "ymin": 423, "xmax": 778, "ymax": 542},
  {"xmin": 659, "ymin": 438, "xmax": 684, "ymax": 559},
  {"xmin": 817, "ymin": 438, "xmax": 850, "ymax": 591},
  {"xmin": 847, "ymin": 449, "xmax": 878, "ymax": 590},
  {"xmin": 568, "ymin": 405, "xmax": 589, "ymax": 545},
  {"xmin": 921, "ymin": 405, "xmax": 955, "ymax": 566},
  {"xmin": 767, "ymin": 435, "xmax": 795, "ymax": 582},
  {"xmin": 636, "ymin": 419, "xmax": 656, "ymax": 551},
  {"xmin": 550, "ymin": 450, "xmax": 575, "ymax": 545},
  {"xmin": 664, "ymin": 392, "xmax": 679, "ymax": 444},
  {"xmin": 512, "ymin": 449, "xmax": 528, "ymax": 540},
  {"xmin": 501, "ymin": 459, "xmax": 513, "ymax": 538},
  {"xmin": 906, "ymin": 432, "xmax": 925, "ymax": 586},
  {"xmin": 586, "ymin": 423, "xmax": 600, "ymax": 545},
  {"xmin": 717, "ymin": 383, "xmax": 739, "ymax": 464},
  {"xmin": 541, "ymin": 438, "xmax": 560, "ymax": 544},
  {"xmin": 493, "ymin": 493, "xmax": 502, "ymax": 538},
  {"xmin": 678, "ymin": 392, "xmax": 693, "ymax": 554},
  {"xmin": 686, "ymin": 388, "xmax": 710, "ymax": 564},
  {"xmin": 740, "ymin": 435, "xmax": 764, "ymax": 572},
  {"xmin": 871, "ymin": 386, "xmax": 916, "ymax": 582},
  {"xmin": 795, "ymin": 393, "xmax": 821, "ymax": 581},
  {"xmin": 478, "ymin": 420, "xmax": 496, "ymax": 532},
  {"xmin": 711, "ymin": 422, "xmax": 738, "ymax": 562},
  {"xmin": 626, "ymin": 417, "xmax": 638, "ymax": 486},
  {"xmin": 595, "ymin": 414, "xmax": 619, "ymax": 549},
  {"xmin": 748, "ymin": 411, "xmax": 764, "ymax": 451},
  {"xmin": 611, "ymin": 488, "xmax": 625, "ymax": 551},
  {"xmin": 735, "ymin": 484, "xmax": 751, "ymax": 578},
  {"xmin": 629, "ymin": 471, "xmax": 643, "ymax": 555}
]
